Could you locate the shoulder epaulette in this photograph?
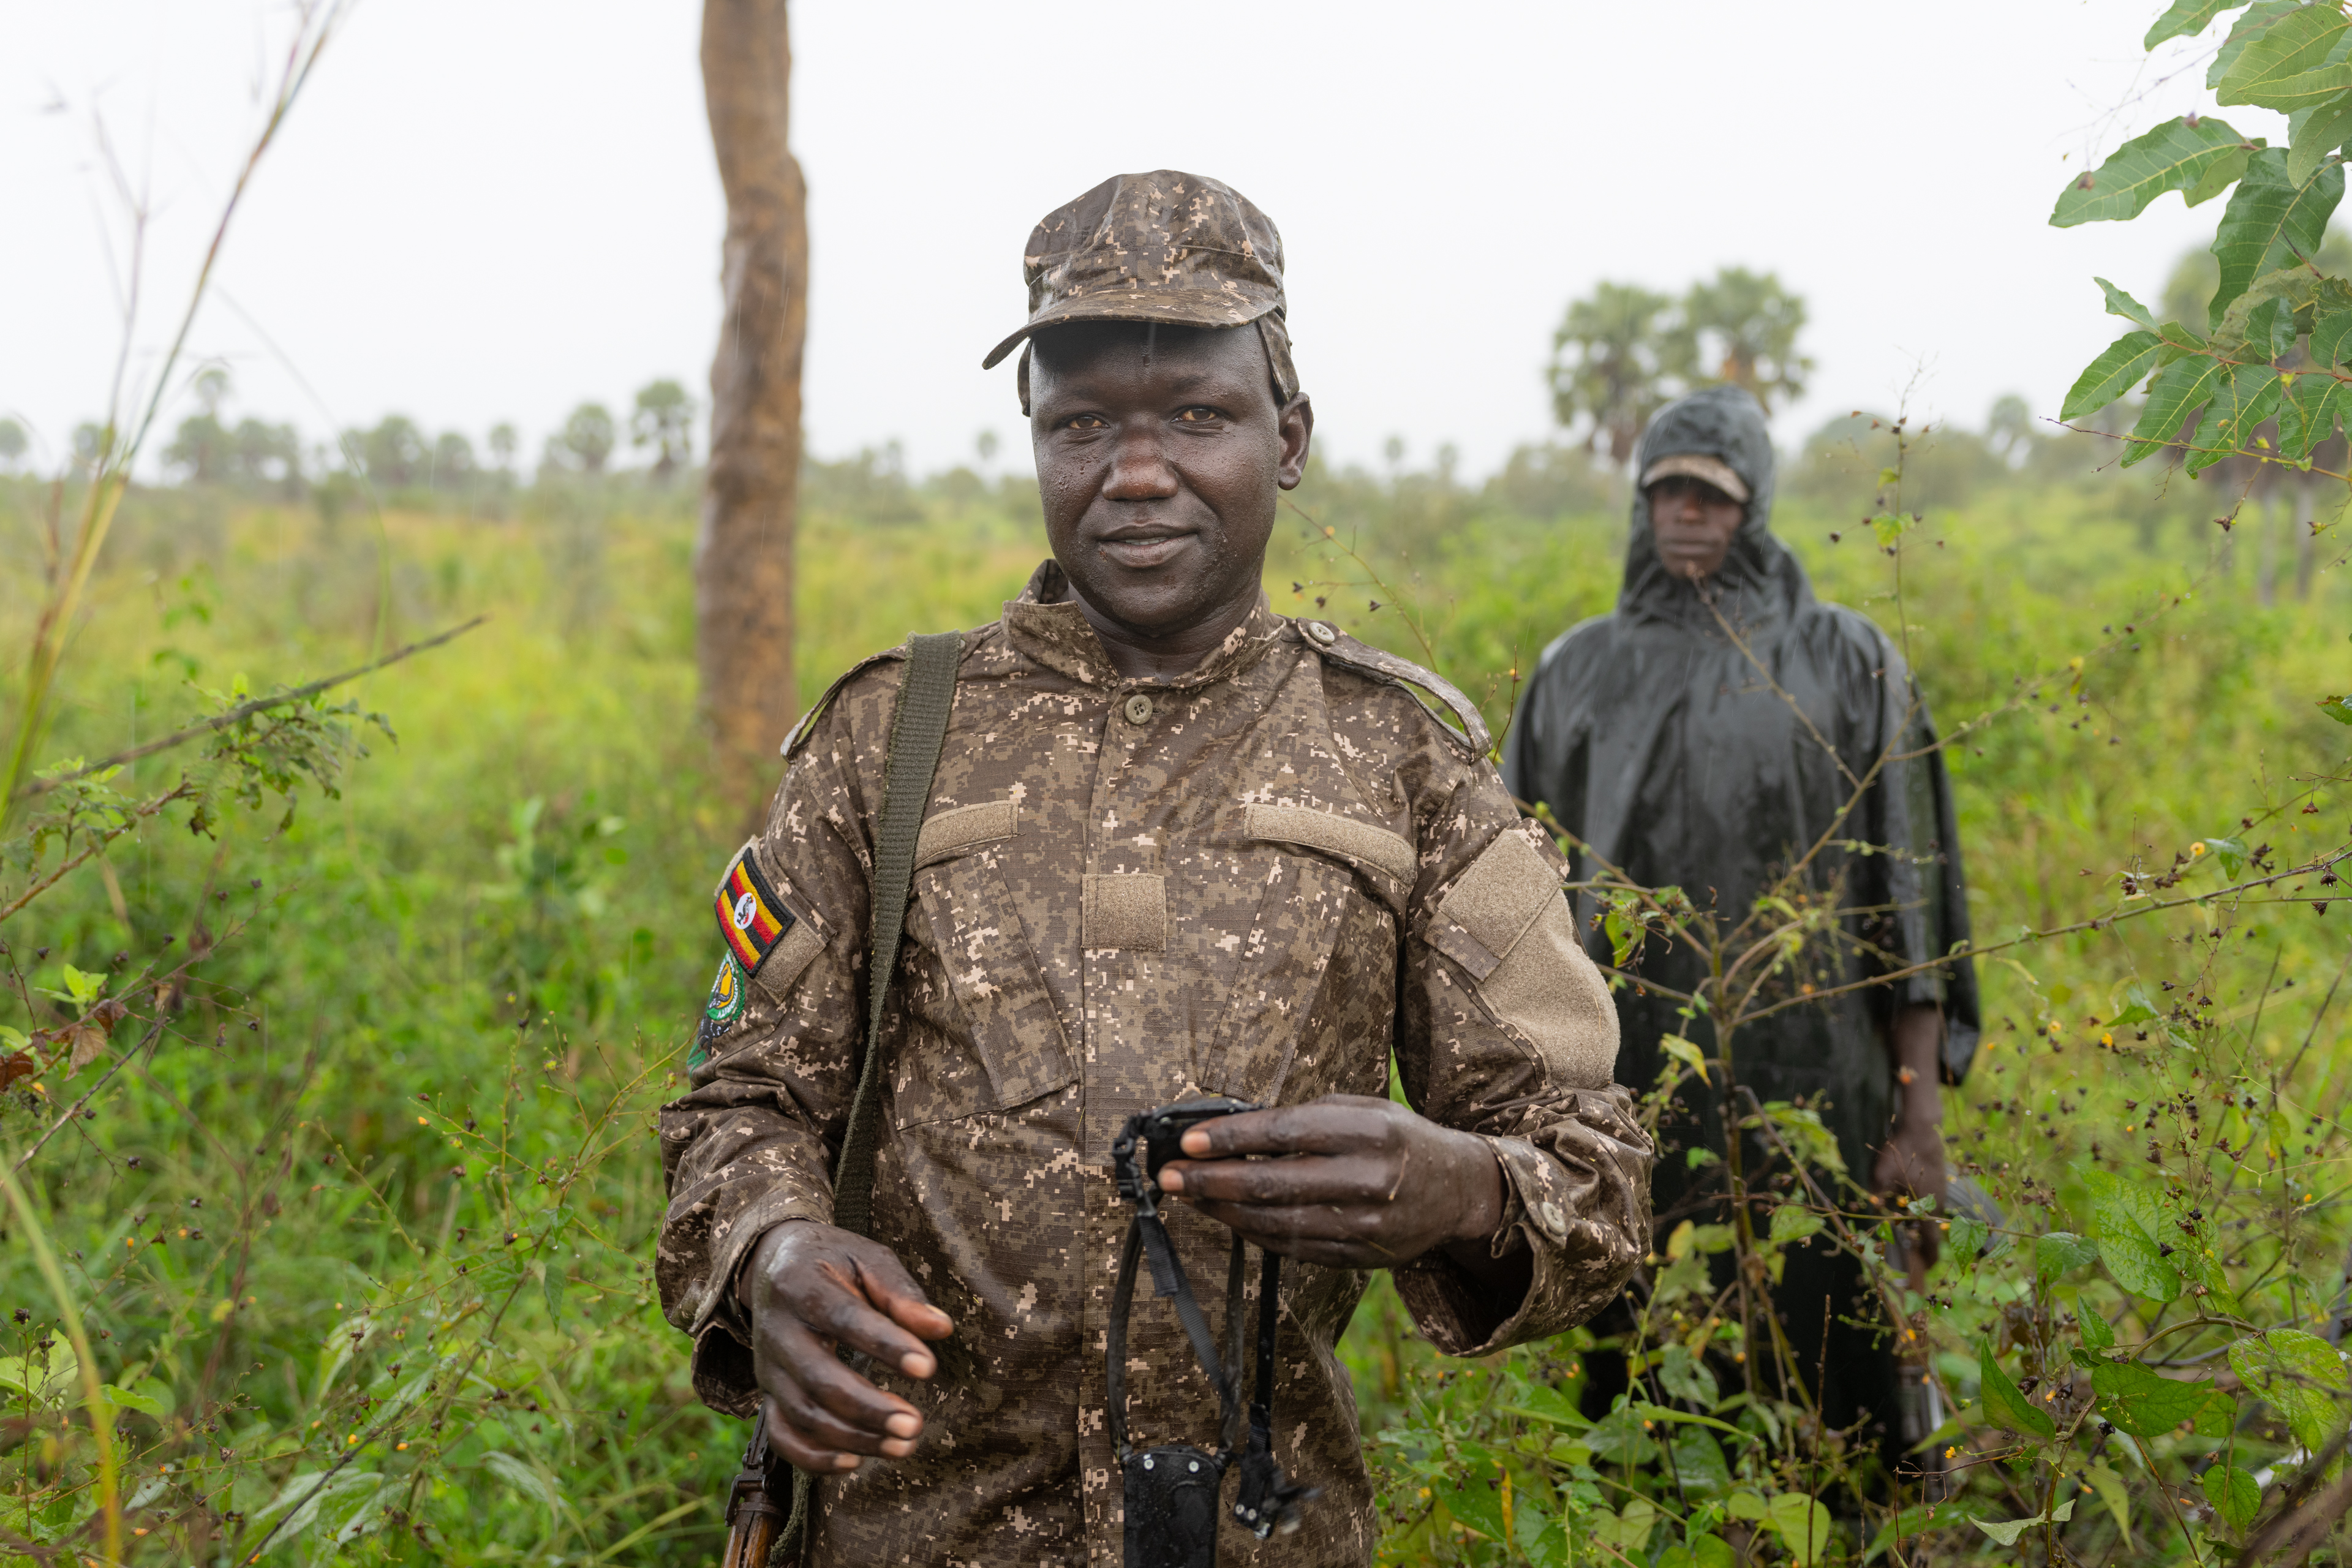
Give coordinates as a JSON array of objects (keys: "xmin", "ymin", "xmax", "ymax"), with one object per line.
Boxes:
[
  {"xmin": 1292, "ymin": 619, "xmax": 1493, "ymax": 759},
  {"xmin": 779, "ymin": 645, "xmax": 910, "ymax": 762}
]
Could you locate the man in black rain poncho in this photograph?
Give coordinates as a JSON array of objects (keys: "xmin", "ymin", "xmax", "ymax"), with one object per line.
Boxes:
[{"xmin": 1501, "ymin": 385, "xmax": 1979, "ymax": 1472}]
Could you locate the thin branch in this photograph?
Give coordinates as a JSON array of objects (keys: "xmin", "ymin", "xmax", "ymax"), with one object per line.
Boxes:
[{"xmin": 13, "ymin": 614, "xmax": 486, "ymax": 800}]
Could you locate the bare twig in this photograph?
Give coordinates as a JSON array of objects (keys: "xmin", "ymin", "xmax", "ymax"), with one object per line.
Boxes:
[{"xmin": 13, "ymin": 614, "xmax": 486, "ymax": 801}]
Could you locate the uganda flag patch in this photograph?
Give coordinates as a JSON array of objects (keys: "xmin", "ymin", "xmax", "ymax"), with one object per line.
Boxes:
[{"xmin": 715, "ymin": 846, "xmax": 797, "ymax": 975}]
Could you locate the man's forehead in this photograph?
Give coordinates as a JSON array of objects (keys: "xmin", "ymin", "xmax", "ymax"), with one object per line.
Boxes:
[{"xmin": 1028, "ymin": 322, "xmax": 1270, "ymax": 392}]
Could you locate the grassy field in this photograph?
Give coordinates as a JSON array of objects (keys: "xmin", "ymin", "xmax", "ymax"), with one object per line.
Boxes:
[{"xmin": 1, "ymin": 432, "xmax": 2346, "ymax": 1563}]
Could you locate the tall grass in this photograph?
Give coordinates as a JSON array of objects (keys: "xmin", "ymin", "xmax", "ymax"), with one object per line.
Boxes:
[{"xmin": 0, "ymin": 418, "xmax": 2345, "ymax": 1562}]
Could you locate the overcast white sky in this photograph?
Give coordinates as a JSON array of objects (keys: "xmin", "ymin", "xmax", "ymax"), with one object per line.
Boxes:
[{"xmin": 0, "ymin": 1, "xmax": 2290, "ymax": 482}]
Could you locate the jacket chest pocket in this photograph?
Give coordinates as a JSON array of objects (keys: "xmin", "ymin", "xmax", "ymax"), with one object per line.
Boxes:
[
  {"xmin": 1186, "ymin": 807, "xmax": 1415, "ymax": 1104},
  {"xmin": 896, "ymin": 801, "xmax": 1078, "ymax": 1131}
]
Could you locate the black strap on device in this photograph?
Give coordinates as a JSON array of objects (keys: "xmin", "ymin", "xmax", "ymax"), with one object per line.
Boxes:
[{"xmin": 1108, "ymin": 1099, "xmax": 1317, "ymax": 1566}]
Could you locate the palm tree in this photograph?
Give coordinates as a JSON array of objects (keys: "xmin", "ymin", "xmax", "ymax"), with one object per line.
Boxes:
[
  {"xmin": 560, "ymin": 403, "xmax": 616, "ymax": 474},
  {"xmin": 630, "ymin": 379, "xmax": 697, "ymax": 481},
  {"xmin": 1665, "ymin": 267, "xmax": 1812, "ymax": 413},
  {"xmin": 1547, "ymin": 282, "xmax": 1674, "ymax": 466}
]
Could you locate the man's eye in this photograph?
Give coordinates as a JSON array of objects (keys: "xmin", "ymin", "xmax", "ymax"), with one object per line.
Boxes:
[
  {"xmin": 1175, "ymin": 407, "xmax": 1220, "ymax": 424},
  {"xmin": 1066, "ymin": 414, "xmax": 1108, "ymax": 431}
]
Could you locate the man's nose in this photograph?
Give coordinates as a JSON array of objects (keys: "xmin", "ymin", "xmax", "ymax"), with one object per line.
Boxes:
[{"xmin": 1101, "ymin": 424, "xmax": 1180, "ymax": 502}]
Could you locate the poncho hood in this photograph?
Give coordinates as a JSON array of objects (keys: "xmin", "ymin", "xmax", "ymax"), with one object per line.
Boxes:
[{"xmin": 1621, "ymin": 384, "xmax": 1813, "ymax": 636}]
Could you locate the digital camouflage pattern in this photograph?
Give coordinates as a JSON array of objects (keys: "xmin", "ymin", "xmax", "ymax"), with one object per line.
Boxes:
[
  {"xmin": 981, "ymin": 170, "xmax": 1302, "ymax": 413},
  {"xmin": 658, "ymin": 561, "xmax": 1653, "ymax": 1566}
]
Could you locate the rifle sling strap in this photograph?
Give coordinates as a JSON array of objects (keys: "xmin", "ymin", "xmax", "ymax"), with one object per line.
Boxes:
[{"xmin": 775, "ymin": 629, "xmax": 964, "ymax": 1564}]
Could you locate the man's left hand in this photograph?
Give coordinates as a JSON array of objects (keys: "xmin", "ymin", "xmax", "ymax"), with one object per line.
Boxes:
[
  {"xmin": 1155, "ymin": 1093, "xmax": 1504, "ymax": 1270},
  {"xmin": 1872, "ymin": 1116, "xmax": 1948, "ymax": 1207},
  {"xmin": 1873, "ymin": 1115, "xmax": 1948, "ymax": 1273}
]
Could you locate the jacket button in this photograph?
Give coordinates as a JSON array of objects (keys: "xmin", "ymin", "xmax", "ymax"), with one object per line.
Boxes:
[
  {"xmin": 1303, "ymin": 620, "xmax": 1336, "ymax": 646},
  {"xmin": 1123, "ymin": 693, "xmax": 1155, "ymax": 725}
]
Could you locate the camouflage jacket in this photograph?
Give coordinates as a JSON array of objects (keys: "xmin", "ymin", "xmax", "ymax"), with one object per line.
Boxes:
[{"xmin": 657, "ymin": 562, "xmax": 1653, "ymax": 1566}]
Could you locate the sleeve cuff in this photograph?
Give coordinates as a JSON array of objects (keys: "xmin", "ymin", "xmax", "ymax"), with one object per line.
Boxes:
[
  {"xmin": 1395, "ymin": 1128, "xmax": 1648, "ymax": 1359},
  {"xmin": 680, "ymin": 1186, "xmax": 834, "ymax": 1412}
]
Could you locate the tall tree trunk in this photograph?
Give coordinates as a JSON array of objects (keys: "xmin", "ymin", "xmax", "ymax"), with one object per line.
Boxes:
[{"xmin": 699, "ymin": 0, "xmax": 806, "ymax": 819}]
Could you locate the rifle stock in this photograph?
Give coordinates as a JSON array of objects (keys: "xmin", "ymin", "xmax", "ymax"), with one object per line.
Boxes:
[{"xmin": 718, "ymin": 1398, "xmax": 792, "ymax": 1568}]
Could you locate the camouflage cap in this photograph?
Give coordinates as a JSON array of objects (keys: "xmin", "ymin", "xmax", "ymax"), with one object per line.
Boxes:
[{"xmin": 984, "ymin": 170, "xmax": 1298, "ymax": 406}]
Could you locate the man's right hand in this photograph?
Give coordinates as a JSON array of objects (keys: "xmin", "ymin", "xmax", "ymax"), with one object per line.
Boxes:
[{"xmin": 738, "ymin": 1220, "xmax": 954, "ymax": 1473}]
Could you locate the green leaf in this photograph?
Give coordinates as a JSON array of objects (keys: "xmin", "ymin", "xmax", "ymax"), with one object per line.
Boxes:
[
  {"xmin": 2081, "ymin": 1308, "xmax": 2117, "ymax": 1352},
  {"xmin": 1503, "ymin": 1384, "xmax": 1593, "ymax": 1429},
  {"xmin": 1946, "ymin": 1212, "xmax": 1991, "ymax": 1262},
  {"xmin": 1769, "ymin": 1205, "xmax": 1825, "ymax": 1246},
  {"xmin": 60, "ymin": 965, "xmax": 103, "ymax": 1008},
  {"xmin": 2194, "ymin": 1388, "xmax": 2241, "ymax": 1437},
  {"xmin": 1586, "ymin": 1405, "xmax": 1660, "ymax": 1466},
  {"xmin": 98, "ymin": 1382, "xmax": 165, "ymax": 1419},
  {"xmin": 2097, "ymin": 277, "xmax": 2160, "ymax": 330},
  {"xmin": 1442, "ymin": 1464, "xmax": 1510, "ymax": 1543},
  {"xmin": 2319, "ymin": 693, "xmax": 2352, "ymax": 723},
  {"xmin": 2107, "ymin": 980, "xmax": 2162, "ymax": 1028},
  {"xmin": 2218, "ymin": 277, "xmax": 2310, "ymax": 359},
  {"xmin": 2052, "ymin": 115, "xmax": 2255, "ymax": 226},
  {"xmin": 1659, "ymin": 1031, "xmax": 1709, "ymax": 1084},
  {"xmin": 1657, "ymin": 1342, "xmax": 1720, "ymax": 1409},
  {"xmin": 1656, "ymin": 1536, "xmax": 1735, "ymax": 1568},
  {"xmin": 2092, "ymin": 1360, "xmax": 2214, "ymax": 1436},
  {"xmin": 2188, "ymin": 363, "xmax": 2286, "ymax": 474},
  {"xmin": 1978, "ymin": 1339, "xmax": 2057, "ymax": 1441},
  {"xmin": 2289, "ymin": 89, "xmax": 2352, "ymax": 185},
  {"xmin": 2203, "ymin": 1464, "xmax": 2263, "ymax": 1533},
  {"xmin": 2229, "ymin": 1329, "xmax": 2352, "ymax": 1449},
  {"xmin": 2210, "ymin": 148, "xmax": 2345, "ymax": 322},
  {"xmin": 1765, "ymin": 1494, "xmax": 1834, "ymax": 1567},
  {"xmin": 1668, "ymin": 1428, "xmax": 1732, "ymax": 1495},
  {"xmin": 1973, "ymin": 1500, "xmax": 2073, "ymax": 1548},
  {"xmin": 2212, "ymin": 2, "xmax": 2310, "ymax": 89},
  {"xmin": 2037, "ymin": 1232, "xmax": 2099, "ymax": 1284},
  {"xmin": 2282, "ymin": 374, "xmax": 2351, "ymax": 458},
  {"xmin": 2217, "ymin": 4, "xmax": 2352, "ymax": 111},
  {"xmin": 2189, "ymin": 143, "xmax": 2260, "ymax": 209},
  {"xmin": 480, "ymin": 1450, "xmax": 558, "ymax": 1513},
  {"xmin": 2083, "ymin": 1168, "xmax": 2182, "ymax": 1300},
  {"xmin": 1519, "ymin": 1512, "xmax": 1574, "ymax": 1568},
  {"xmin": 2148, "ymin": 0, "xmax": 2240, "ymax": 47},
  {"xmin": 2088, "ymin": 1460, "xmax": 2135, "ymax": 1547},
  {"xmin": 537, "ymin": 1257, "xmax": 565, "ymax": 1325},
  {"xmin": 2314, "ymin": 301, "xmax": 2352, "ymax": 366},
  {"xmin": 2124, "ymin": 351, "xmax": 2231, "ymax": 467},
  {"xmin": 2200, "ymin": 835, "xmax": 2250, "ymax": 876}
]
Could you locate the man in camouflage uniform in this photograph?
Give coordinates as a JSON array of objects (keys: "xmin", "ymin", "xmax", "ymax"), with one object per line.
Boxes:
[{"xmin": 658, "ymin": 170, "xmax": 1654, "ymax": 1566}]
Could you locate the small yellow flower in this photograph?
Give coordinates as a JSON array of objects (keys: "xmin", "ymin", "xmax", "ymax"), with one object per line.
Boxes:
[
  {"xmin": 2191, "ymin": 842, "xmax": 2207, "ymax": 858},
  {"xmin": 2101, "ymin": 1033, "xmax": 2114, "ymax": 1047}
]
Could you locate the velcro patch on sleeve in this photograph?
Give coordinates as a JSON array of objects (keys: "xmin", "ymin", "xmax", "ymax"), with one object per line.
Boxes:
[
  {"xmin": 714, "ymin": 842, "xmax": 797, "ymax": 976},
  {"xmin": 1433, "ymin": 829, "xmax": 1618, "ymax": 1088}
]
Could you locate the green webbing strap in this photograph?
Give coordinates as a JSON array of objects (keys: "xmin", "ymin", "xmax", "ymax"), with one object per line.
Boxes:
[
  {"xmin": 778, "ymin": 628, "xmax": 963, "ymax": 1564},
  {"xmin": 834, "ymin": 628, "xmax": 963, "ymax": 1235}
]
